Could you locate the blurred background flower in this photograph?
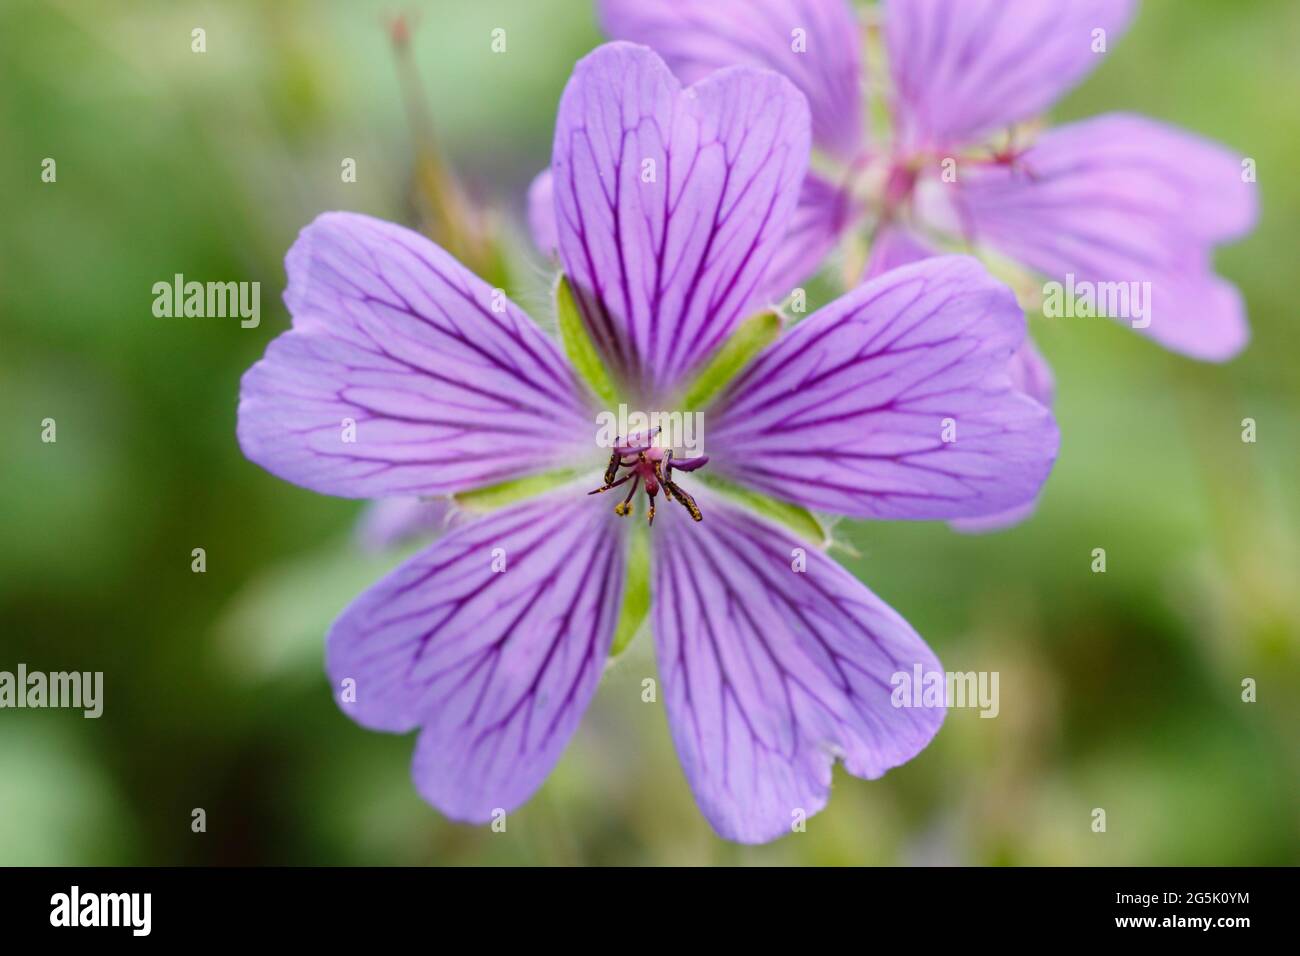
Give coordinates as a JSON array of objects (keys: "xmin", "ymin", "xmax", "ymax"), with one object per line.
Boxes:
[{"xmin": 1, "ymin": 0, "xmax": 1296, "ymax": 864}]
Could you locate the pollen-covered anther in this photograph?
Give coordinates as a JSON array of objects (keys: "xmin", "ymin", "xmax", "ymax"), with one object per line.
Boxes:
[{"xmin": 587, "ymin": 435, "xmax": 707, "ymax": 525}]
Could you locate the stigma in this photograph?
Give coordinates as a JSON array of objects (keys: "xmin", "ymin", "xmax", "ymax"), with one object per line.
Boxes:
[{"xmin": 587, "ymin": 430, "xmax": 707, "ymax": 526}]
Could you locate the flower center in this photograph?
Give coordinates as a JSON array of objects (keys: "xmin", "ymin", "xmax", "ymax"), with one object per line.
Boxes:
[
  {"xmin": 587, "ymin": 430, "xmax": 708, "ymax": 526},
  {"xmin": 881, "ymin": 160, "xmax": 919, "ymax": 214}
]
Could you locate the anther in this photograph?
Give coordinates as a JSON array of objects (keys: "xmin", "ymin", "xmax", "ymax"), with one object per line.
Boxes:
[{"xmin": 586, "ymin": 440, "xmax": 706, "ymax": 524}]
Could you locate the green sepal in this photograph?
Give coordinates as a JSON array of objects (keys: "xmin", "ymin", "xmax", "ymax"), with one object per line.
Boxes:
[
  {"xmin": 555, "ymin": 274, "xmax": 619, "ymax": 409},
  {"xmin": 700, "ymin": 475, "xmax": 829, "ymax": 547},
  {"xmin": 610, "ymin": 525, "xmax": 651, "ymax": 657},
  {"xmin": 453, "ymin": 469, "xmax": 577, "ymax": 513},
  {"xmin": 681, "ymin": 310, "xmax": 782, "ymax": 411}
]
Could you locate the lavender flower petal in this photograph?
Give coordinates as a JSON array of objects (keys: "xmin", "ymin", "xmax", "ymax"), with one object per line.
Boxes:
[
  {"xmin": 527, "ymin": 169, "xmax": 558, "ymax": 259},
  {"xmin": 929, "ymin": 113, "xmax": 1258, "ymax": 360},
  {"xmin": 1004, "ymin": 337, "xmax": 1056, "ymax": 408},
  {"xmin": 552, "ymin": 42, "xmax": 809, "ymax": 403},
  {"xmin": 865, "ymin": 229, "xmax": 1059, "ymax": 412},
  {"xmin": 599, "ymin": 0, "xmax": 864, "ymax": 161},
  {"xmin": 862, "ymin": 223, "xmax": 940, "ymax": 281},
  {"xmin": 885, "ymin": 0, "xmax": 1136, "ymax": 149},
  {"xmin": 328, "ymin": 490, "xmax": 627, "ymax": 822},
  {"xmin": 763, "ymin": 172, "xmax": 859, "ymax": 300},
  {"xmin": 355, "ymin": 497, "xmax": 453, "ymax": 553},
  {"xmin": 861, "ymin": 229, "xmax": 1058, "ymax": 532},
  {"xmin": 652, "ymin": 491, "xmax": 945, "ymax": 844},
  {"xmin": 706, "ymin": 256, "xmax": 1060, "ymax": 521},
  {"xmin": 238, "ymin": 213, "xmax": 595, "ymax": 499},
  {"xmin": 949, "ymin": 340, "xmax": 1056, "ymax": 533}
]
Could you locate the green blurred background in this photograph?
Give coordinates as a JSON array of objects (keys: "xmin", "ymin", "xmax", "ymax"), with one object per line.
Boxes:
[{"xmin": 2, "ymin": 0, "xmax": 1296, "ymax": 865}]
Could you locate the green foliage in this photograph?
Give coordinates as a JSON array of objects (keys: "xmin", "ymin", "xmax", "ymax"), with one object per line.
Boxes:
[
  {"xmin": 610, "ymin": 526, "xmax": 651, "ymax": 656},
  {"xmin": 555, "ymin": 274, "xmax": 619, "ymax": 408},
  {"xmin": 681, "ymin": 311, "xmax": 781, "ymax": 411}
]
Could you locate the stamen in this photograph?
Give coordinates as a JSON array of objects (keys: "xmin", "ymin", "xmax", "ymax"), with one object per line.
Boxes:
[
  {"xmin": 587, "ymin": 438, "xmax": 706, "ymax": 524},
  {"xmin": 613, "ymin": 474, "xmax": 640, "ymax": 516},
  {"xmin": 652, "ymin": 460, "xmax": 674, "ymax": 503},
  {"xmin": 665, "ymin": 478, "xmax": 702, "ymax": 522},
  {"xmin": 667, "ymin": 453, "xmax": 709, "ymax": 473},
  {"xmin": 602, "ymin": 447, "xmax": 620, "ymax": 486},
  {"xmin": 587, "ymin": 472, "xmax": 632, "ymax": 496}
]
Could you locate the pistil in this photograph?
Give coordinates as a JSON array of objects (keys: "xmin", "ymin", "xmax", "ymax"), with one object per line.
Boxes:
[{"xmin": 588, "ymin": 432, "xmax": 707, "ymax": 525}]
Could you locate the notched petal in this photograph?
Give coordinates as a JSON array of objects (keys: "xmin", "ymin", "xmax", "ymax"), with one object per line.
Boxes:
[
  {"xmin": 328, "ymin": 490, "xmax": 627, "ymax": 822},
  {"xmin": 551, "ymin": 42, "xmax": 811, "ymax": 402},
  {"xmin": 932, "ymin": 113, "xmax": 1258, "ymax": 361},
  {"xmin": 652, "ymin": 491, "xmax": 945, "ymax": 844}
]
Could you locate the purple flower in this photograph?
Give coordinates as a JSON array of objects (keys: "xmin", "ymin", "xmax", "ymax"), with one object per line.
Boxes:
[
  {"xmin": 544, "ymin": 0, "xmax": 1256, "ymax": 529},
  {"xmin": 355, "ymin": 497, "xmax": 454, "ymax": 554},
  {"xmin": 238, "ymin": 43, "xmax": 1058, "ymax": 843},
  {"xmin": 593, "ymin": 0, "xmax": 1256, "ymax": 355}
]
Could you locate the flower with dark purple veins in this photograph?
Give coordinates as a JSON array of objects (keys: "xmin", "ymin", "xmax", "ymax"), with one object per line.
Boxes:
[
  {"xmin": 238, "ymin": 43, "xmax": 1059, "ymax": 843},
  {"xmin": 534, "ymin": 0, "xmax": 1258, "ymax": 530}
]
